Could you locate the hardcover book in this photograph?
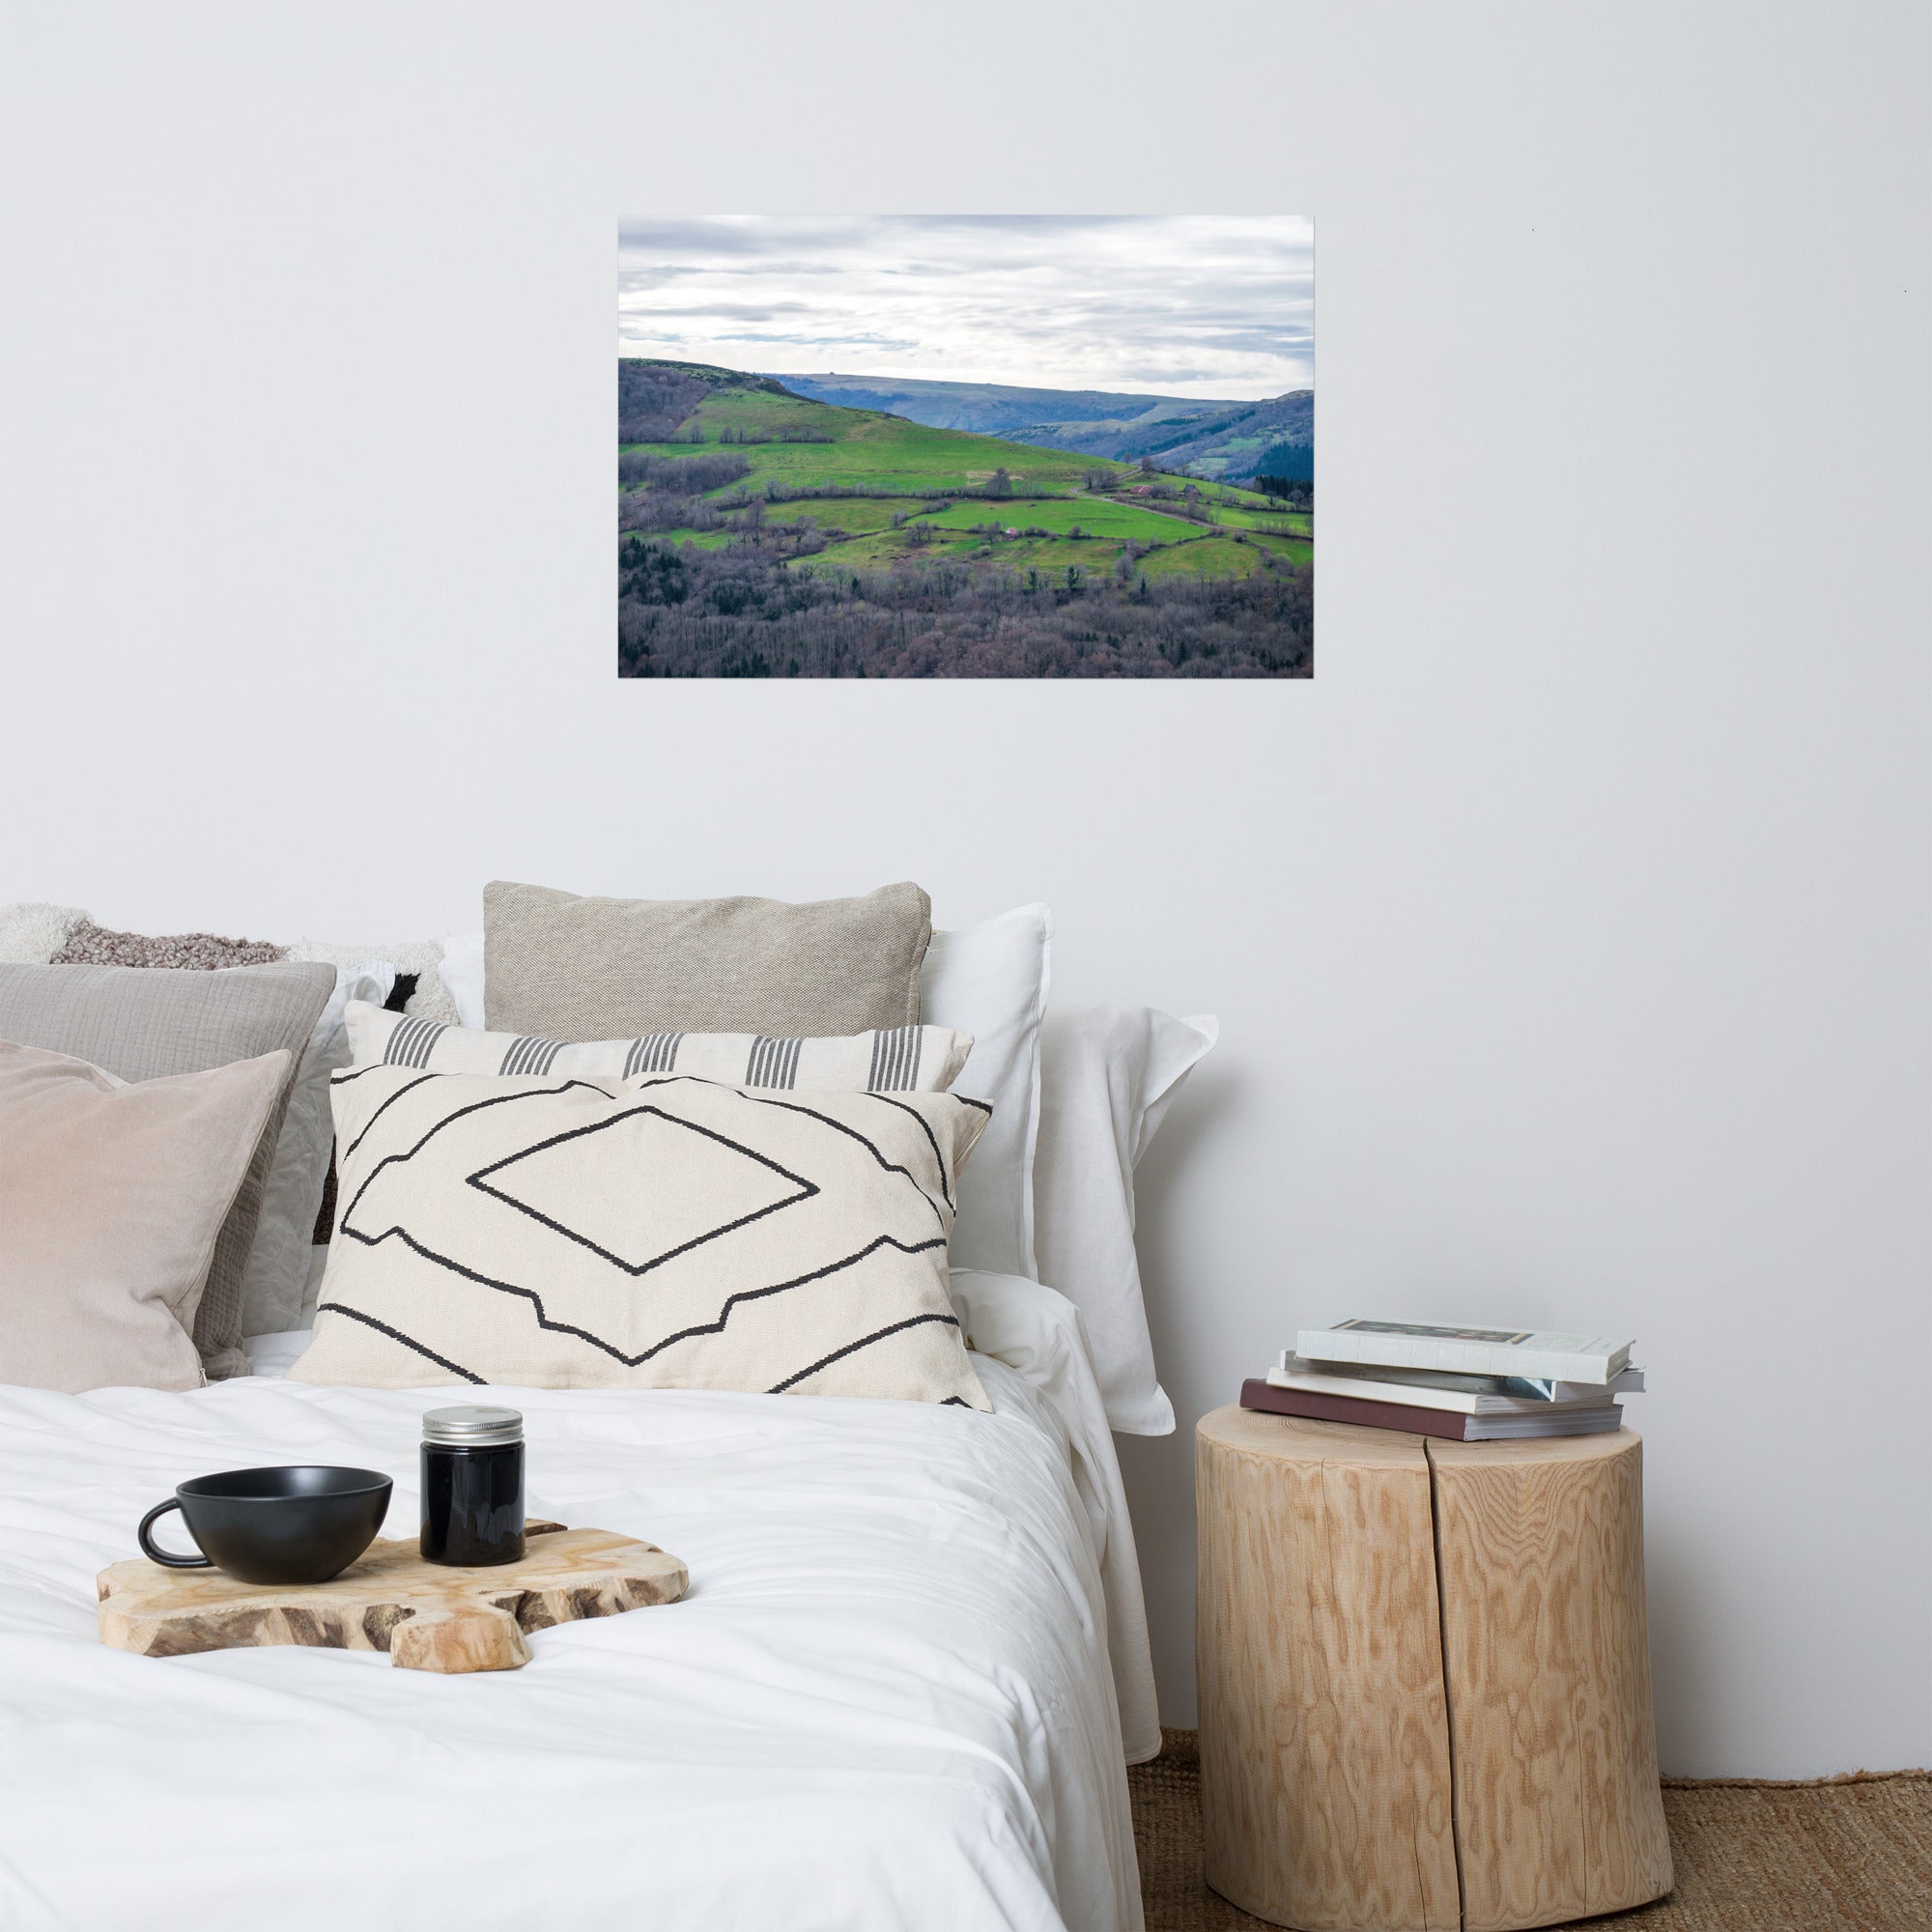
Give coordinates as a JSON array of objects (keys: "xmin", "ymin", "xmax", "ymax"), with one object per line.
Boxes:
[
  {"xmin": 1239, "ymin": 1378, "xmax": 1625, "ymax": 1442},
  {"xmin": 1294, "ymin": 1320, "xmax": 1634, "ymax": 1384},
  {"xmin": 1270, "ymin": 1355, "xmax": 1643, "ymax": 1414}
]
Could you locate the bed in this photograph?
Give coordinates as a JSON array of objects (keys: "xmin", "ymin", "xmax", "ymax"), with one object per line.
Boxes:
[
  {"xmin": 0, "ymin": 897, "xmax": 1201, "ymax": 1932},
  {"xmin": 0, "ymin": 1269, "xmax": 1154, "ymax": 1932}
]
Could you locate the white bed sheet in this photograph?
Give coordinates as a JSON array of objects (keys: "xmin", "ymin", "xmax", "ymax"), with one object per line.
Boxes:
[{"xmin": 0, "ymin": 1294, "xmax": 1149, "ymax": 1932}]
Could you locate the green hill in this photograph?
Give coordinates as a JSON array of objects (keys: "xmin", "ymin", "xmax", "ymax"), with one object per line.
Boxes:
[
  {"xmin": 618, "ymin": 355, "xmax": 1288, "ymax": 536},
  {"xmin": 616, "ymin": 357, "xmax": 1313, "ymax": 677},
  {"xmin": 624, "ymin": 360, "xmax": 1130, "ymax": 496}
]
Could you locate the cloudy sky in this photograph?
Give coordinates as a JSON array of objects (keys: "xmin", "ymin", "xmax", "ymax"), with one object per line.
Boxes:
[{"xmin": 616, "ymin": 215, "xmax": 1312, "ymax": 399}]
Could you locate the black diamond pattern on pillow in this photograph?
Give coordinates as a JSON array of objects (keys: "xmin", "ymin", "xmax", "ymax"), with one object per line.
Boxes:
[{"xmin": 468, "ymin": 1105, "xmax": 817, "ymax": 1275}]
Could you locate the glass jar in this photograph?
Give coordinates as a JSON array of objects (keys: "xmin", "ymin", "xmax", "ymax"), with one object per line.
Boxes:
[{"xmin": 419, "ymin": 1406, "xmax": 525, "ymax": 1567}]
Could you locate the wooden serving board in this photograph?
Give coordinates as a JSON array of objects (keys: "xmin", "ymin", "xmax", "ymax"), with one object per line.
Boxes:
[{"xmin": 97, "ymin": 1523, "xmax": 688, "ymax": 1673}]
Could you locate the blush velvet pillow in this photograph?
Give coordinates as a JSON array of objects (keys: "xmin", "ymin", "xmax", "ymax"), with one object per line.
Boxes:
[
  {"xmin": 0, "ymin": 923, "xmax": 384, "ymax": 1343},
  {"xmin": 290, "ymin": 1065, "xmax": 990, "ymax": 1406},
  {"xmin": 0, "ymin": 958, "xmax": 334, "ymax": 1377},
  {"xmin": 0, "ymin": 1041, "xmax": 291, "ymax": 1392}
]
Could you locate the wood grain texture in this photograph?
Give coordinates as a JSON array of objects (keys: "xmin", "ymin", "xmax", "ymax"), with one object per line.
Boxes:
[
  {"xmin": 1429, "ymin": 1429, "xmax": 1673, "ymax": 1930},
  {"xmin": 98, "ymin": 1525, "xmax": 687, "ymax": 1673},
  {"xmin": 1196, "ymin": 1406, "xmax": 1461, "ymax": 1932}
]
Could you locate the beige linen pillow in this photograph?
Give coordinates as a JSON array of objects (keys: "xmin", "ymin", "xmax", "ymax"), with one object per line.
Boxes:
[
  {"xmin": 483, "ymin": 881, "xmax": 931, "ymax": 1040},
  {"xmin": 0, "ymin": 960, "xmax": 335, "ymax": 1378},
  {"xmin": 0, "ymin": 1041, "xmax": 290, "ymax": 1393},
  {"xmin": 290, "ymin": 1065, "xmax": 990, "ymax": 1406}
]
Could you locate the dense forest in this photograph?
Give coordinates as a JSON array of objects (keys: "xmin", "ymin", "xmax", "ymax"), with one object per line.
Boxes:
[{"xmin": 619, "ymin": 539, "xmax": 1311, "ymax": 677}]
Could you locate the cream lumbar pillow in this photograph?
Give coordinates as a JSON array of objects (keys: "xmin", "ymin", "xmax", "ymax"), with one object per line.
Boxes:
[
  {"xmin": 289, "ymin": 1066, "xmax": 991, "ymax": 1406},
  {"xmin": 0, "ymin": 1040, "xmax": 292, "ymax": 1393},
  {"xmin": 343, "ymin": 1000, "xmax": 973, "ymax": 1093}
]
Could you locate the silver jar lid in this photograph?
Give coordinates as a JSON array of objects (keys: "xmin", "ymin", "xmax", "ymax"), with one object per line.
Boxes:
[{"xmin": 422, "ymin": 1405, "xmax": 523, "ymax": 1447}]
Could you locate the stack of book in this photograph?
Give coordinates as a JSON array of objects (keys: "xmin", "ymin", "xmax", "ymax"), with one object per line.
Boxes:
[{"xmin": 1240, "ymin": 1319, "xmax": 1643, "ymax": 1440}]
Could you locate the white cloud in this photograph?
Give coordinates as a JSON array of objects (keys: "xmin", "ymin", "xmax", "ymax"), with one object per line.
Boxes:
[{"xmin": 615, "ymin": 215, "xmax": 1313, "ymax": 399}]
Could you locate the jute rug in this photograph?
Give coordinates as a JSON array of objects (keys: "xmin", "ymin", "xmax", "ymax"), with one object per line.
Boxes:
[{"xmin": 1128, "ymin": 1730, "xmax": 1931, "ymax": 1932}]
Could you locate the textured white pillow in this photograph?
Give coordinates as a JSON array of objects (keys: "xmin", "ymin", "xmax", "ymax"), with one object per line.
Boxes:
[
  {"xmin": 238, "ymin": 963, "xmax": 394, "ymax": 1338},
  {"xmin": 290, "ymin": 1067, "xmax": 991, "ymax": 1405},
  {"xmin": 344, "ymin": 1001, "xmax": 971, "ymax": 1092},
  {"xmin": 286, "ymin": 937, "xmax": 460, "ymax": 1024},
  {"xmin": 921, "ymin": 905, "xmax": 1051, "ymax": 1281},
  {"xmin": 0, "ymin": 902, "xmax": 88, "ymax": 962},
  {"xmin": 1032, "ymin": 1005, "xmax": 1217, "ymax": 1435}
]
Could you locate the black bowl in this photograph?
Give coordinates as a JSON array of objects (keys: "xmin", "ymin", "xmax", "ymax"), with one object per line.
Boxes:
[{"xmin": 138, "ymin": 1466, "xmax": 392, "ymax": 1585}]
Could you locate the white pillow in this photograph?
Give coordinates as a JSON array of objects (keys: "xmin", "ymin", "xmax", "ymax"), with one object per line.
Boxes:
[
  {"xmin": 238, "ymin": 962, "xmax": 394, "ymax": 1338},
  {"xmin": 920, "ymin": 905, "xmax": 1052, "ymax": 1281},
  {"xmin": 1032, "ymin": 1005, "xmax": 1217, "ymax": 1435},
  {"xmin": 439, "ymin": 929, "xmax": 486, "ymax": 1028}
]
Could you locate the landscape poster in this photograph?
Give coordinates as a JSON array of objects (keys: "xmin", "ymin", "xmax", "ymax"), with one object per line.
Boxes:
[{"xmin": 617, "ymin": 215, "xmax": 1313, "ymax": 678}]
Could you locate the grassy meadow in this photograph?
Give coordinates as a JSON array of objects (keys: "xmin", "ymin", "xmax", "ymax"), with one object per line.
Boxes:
[{"xmin": 618, "ymin": 360, "xmax": 1312, "ymax": 677}]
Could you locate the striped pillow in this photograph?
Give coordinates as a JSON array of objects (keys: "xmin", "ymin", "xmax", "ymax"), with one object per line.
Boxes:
[{"xmin": 343, "ymin": 1002, "xmax": 973, "ymax": 1095}]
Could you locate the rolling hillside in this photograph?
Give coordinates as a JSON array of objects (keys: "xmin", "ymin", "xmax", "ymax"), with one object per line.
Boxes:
[
  {"xmin": 763, "ymin": 369, "xmax": 1313, "ymax": 485},
  {"xmin": 617, "ymin": 358, "xmax": 1312, "ymax": 677},
  {"xmin": 1002, "ymin": 389, "xmax": 1314, "ymax": 482}
]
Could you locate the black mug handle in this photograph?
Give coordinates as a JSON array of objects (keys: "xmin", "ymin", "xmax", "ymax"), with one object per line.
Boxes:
[{"xmin": 138, "ymin": 1497, "xmax": 212, "ymax": 1569}]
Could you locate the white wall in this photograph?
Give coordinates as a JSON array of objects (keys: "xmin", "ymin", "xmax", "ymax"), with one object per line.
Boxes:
[{"xmin": 2, "ymin": 2, "xmax": 1925, "ymax": 1776}]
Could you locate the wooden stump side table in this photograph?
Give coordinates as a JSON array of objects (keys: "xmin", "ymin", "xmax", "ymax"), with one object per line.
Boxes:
[{"xmin": 1195, "ymin": 1406, "xmax": 1672, "ymax": 1932}]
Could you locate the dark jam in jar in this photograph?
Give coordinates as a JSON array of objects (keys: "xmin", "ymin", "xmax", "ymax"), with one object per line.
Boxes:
[{"xmin": 420, "ymin": 1406, "xmax": 526, "ymax": 1567}]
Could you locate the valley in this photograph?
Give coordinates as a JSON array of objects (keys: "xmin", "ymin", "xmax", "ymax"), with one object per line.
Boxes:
[{"xmin": 617, "ymin": 359, "xmax": 1313, "ymax": 678}]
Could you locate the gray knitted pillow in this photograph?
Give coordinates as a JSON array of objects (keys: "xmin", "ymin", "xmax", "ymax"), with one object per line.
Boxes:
[{"xmin": 51, "ymin": 919, "xmax": 285, "ymax": 971}]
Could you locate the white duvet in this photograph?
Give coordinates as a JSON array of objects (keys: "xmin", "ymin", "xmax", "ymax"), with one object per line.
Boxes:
[{"xmin": 0, "ymin": 1272, "xmax": 1151, "ymax": 1932}]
